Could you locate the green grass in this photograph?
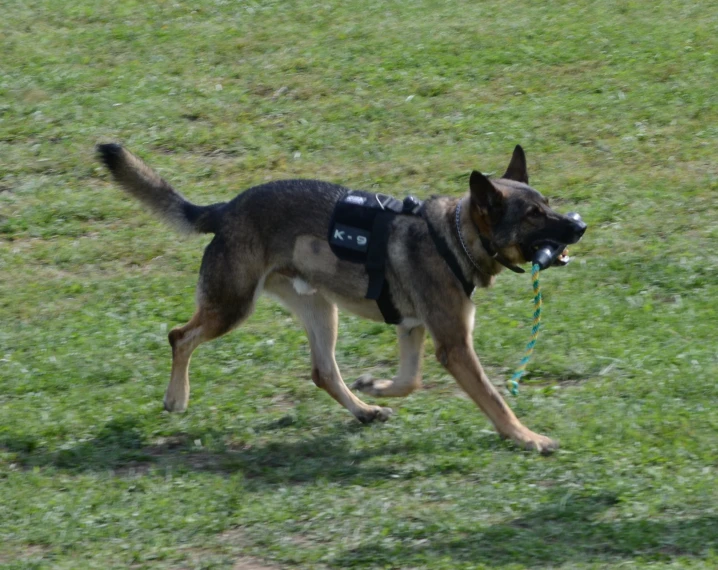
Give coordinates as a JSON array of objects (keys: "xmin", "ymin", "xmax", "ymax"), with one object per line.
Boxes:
[{"xmin": 1, "ymin": 0, "xmax": 717, "ymax": 568}]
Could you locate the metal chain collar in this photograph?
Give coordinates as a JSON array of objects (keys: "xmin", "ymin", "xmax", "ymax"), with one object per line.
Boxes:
[{"xmin": 454, "ymin": 200, "xmax": 485, "ymax": 274}]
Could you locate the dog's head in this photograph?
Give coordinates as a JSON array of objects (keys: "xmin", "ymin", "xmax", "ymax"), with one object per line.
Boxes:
[{"xmin": 468, "ymin": 146, "xmax": 587, "ymax": 268}]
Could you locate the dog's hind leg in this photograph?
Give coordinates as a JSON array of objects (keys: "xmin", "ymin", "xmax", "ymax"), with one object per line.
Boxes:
[
  {"xmin": 352, "ymin": 325, "xmax": 425, "ymax": 397},
  {"xmin": 165, "ymin": 308, "xmax": 228, "ymax": 413},
  {"xmin": 164, "ymin": 236, "xmax": 265, "ymax": 413},
  {"xmin": 266, "ymin": 276, "xmax": 392, "ymax": 423},
  {"xmin": 165, "ymin": 292, "xmax": 260, "ymax": 412}
]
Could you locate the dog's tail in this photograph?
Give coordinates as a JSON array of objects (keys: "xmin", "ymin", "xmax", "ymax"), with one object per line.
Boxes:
[{"xmin": 96, "ymin": 143, "xmax": 225, "ymax": 234}]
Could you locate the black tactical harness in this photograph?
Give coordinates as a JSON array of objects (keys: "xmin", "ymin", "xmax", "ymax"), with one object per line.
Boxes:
[{"xmin": 328, "ymin": 190, "xmax": 474, "ymax": 324}]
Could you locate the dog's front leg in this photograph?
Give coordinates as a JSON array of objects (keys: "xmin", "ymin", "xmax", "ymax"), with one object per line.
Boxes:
[
  {"xmin": 353, "ymin": 324, "xmax": 425, "ymax": 397},
  {"xmin": 434, "ymin": 335, "xmax": 558, "ymax": 454}
]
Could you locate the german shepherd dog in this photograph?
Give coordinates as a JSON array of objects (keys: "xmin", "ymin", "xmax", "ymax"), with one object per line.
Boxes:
[{"xmin": 97, "ymin": 144, "xmax": 586, "ymax": 454}]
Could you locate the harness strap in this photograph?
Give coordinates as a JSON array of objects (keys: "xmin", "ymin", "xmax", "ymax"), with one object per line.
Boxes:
[
  {"xmin": 371, "ymin": 196, "xmax": 424, "ymax": 324},
  {"xmin": 365, "ymin": 210, "xmax": 403, "ymax": 324},
  {"xmin": 420, "ymin": 207, "xmax": 475, "ymax": 297},
  {"xmin": 376, "ymin": 281, "xmax": 402, "ymax": 324},
  {"xmin": 365, "ymin": 210, "xmax": 396, "ymax": 299}
]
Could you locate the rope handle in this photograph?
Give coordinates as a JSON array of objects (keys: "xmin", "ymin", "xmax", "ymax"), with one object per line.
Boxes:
[{"xmin": 508, "ymin": 263, "xmax": 542, "ymax": 395}]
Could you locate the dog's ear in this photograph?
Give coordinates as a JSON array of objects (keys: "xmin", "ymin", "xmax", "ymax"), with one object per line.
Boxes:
[
  {"xmin": 502, "ymin": 145, "xmax": 529, "ymax": 184},
  {"xmin": 470, "ymin": 170, "xmax": 504, "ymax": 219}
]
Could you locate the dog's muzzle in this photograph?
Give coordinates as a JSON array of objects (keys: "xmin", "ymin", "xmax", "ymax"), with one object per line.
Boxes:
[{"xmin": 529, "ymin": 212, "xmax": 587, "ymax": 270}]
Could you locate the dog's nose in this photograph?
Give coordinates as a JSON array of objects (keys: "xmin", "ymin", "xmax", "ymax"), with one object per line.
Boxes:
[{"xmin": 567, "ymin": 212, "xmax": 587, "ymax": 239}]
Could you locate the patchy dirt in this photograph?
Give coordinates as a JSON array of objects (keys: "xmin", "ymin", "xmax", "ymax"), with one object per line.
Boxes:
[
  {"xmin": 0, "ymin": 544, "xmax": 51, "ymax": 565},
  {"xmin": 218, "ymin": 529, "xmax": 282, "ymax": 569},
  {"xmin": 232, "ymin": 557, "xmax": 280, "ymax": 570}
]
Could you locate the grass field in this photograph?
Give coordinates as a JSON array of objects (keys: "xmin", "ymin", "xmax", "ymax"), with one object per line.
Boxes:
[{"xmin": 1, "ymin": 0, "xmax": 717, "ymax": 568}]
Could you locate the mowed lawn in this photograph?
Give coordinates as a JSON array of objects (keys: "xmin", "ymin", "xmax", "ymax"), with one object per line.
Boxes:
[{"xmin": 1, "ymin": 1, "xmax": 717, "ymax": 568}]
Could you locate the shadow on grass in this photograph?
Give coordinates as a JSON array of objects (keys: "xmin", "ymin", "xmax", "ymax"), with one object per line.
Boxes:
[
  {"xmin": 2, "ymin": 415, "xmax": 501, "ymax": 484},
  {"xmin": 332, "ymin": 492, "xmax": 718, "ymax": 567},
  {"xmin": 4, "ymin": 420, "xmax": 716, "ymax": 566}
]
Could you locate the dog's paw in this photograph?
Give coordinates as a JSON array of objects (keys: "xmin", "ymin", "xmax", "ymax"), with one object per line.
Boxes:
[
  {"xmin": 355, "ymin": 405, "xmax": 393, "ymax": 424},
  {"xmin": 510, "ymin": 429, "xmax": 559, "ymax": 455},
  {"xmin": 352, "ymin": 373, "xmax": 418, "ymax": 397},
  {"xmin": 163, "ymin": 396, "xmax": 188, "ymax": 413}
]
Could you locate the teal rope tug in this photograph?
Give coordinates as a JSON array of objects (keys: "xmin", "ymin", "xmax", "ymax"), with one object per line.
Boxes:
[{"xmin": 508, "ymin": 263, "xmax": 543, "ymax": 396}]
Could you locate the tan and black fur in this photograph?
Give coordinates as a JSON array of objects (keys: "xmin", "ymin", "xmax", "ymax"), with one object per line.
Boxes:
[{"xmin": 97, "ymin": 144, "xmax": 586, "ymax": 454}]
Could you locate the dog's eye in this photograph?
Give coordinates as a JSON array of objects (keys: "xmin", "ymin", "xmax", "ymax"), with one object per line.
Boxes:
[{"xmin": 527, "ymin": 206, "xmax": 542, "ymax": 218}]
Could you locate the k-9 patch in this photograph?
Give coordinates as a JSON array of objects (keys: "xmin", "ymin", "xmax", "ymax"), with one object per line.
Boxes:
[
  {"xmin": 328, "ymin": 191, "xmax": 404, "ymax": 265},
  {"xmin": 328, "ymin": 190, "xmax": 422, "ymax": 308}
]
